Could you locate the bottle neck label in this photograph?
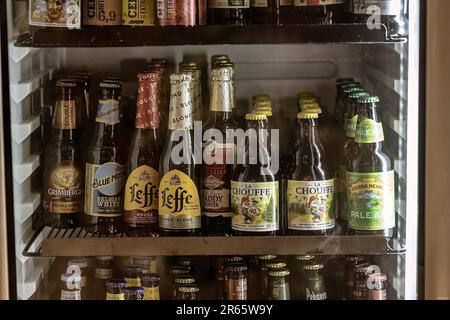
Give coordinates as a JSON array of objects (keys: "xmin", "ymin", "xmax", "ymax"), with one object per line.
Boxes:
[
  {"xmin": 125, "ymin": 277, "xmax": 141, "ymax": 287},
  {"xmin": 231, "ymin": 181, "xmax": 279, "ymax": 232},
  {"xmin": 84, "ymin": 162, "xmax": 126, "ymax": 217},
  {"xmin": 346, "ymin": 115, "xmax": 358, "ymax": 138},
  {"xmin": 168, "ymin": 89, "xmax": 194, "ymax": 130},
  {"xmin": 124, "ymin": 165, "xmax": 159, "ymax": 225},
  {"xmin": 208, "ymin": 0, "xmax": 250, "ymax": 9},
  {"xmin": 60, "ymin": 290, "xmax": 81, "ymax": 300},
  {"xmin": 106, "ymin": 293, "xmax": 125, "ymax": 300},
  {"xmin": 158, "ymin": 169, "xmax": 201, "ymax": 230},
  {"xmin": 226, "ymin": 278, "xmax": 247, "ymax": 300},
  {"xmin": 270, "ymin": 282, "xmax": 290, "ymax": 300},
  {"xmin": 287, "ymin": 179, "xmax": 335, "ymax": 231},
  {"xmin": 136, "ymin": 78, "xmax": 160, "ymax": 129},
  {"xmin": 143, "ymin": 286, "xmax": 160, "ymax": 300},
  {"xmin": 210, "ymin": 82, "xmax": 233, "ymax": 113},
  {"xmin": 54, "ymin": 100, "xmax": 78, "ymax": 130},
  {"xmin": 355, "ymin": 118, "xmax": 384, "ymax": 143},
  {"xmin": 96, "ymin": 99, "xmax": 120, "ymax": 125},
  {"xmin": 294, "ymin": 0, "xmax": 345, "ymax": 7},
  {"xmin": 346, "ymin": 171, "xmax": 395, "ymax": 231}
]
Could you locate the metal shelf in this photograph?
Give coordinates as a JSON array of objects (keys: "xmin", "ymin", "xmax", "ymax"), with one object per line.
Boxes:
[
  {"xmin": 15, "ymin": 24, "xmax": 407, "ymax": 48},
  {"xmin": 23, "ymin": 226, "xmax": 406, "ymax": 257}
]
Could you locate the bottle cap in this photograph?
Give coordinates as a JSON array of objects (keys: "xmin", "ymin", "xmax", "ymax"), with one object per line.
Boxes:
[
  {"xmin": 99, "ymin": 80, "xmax": 121, "ymax": 89},
  {"xmin": 227, "ymin": 263, "xmax": 248, "ymax": 272},
  {"xmin": 123, "ymin": 286, "xmax": 145, "ymax": 295},
  {"xmin": 141, "ymin": 273, "xmax": 160, "ymax": 283},
  {"xmin": 56, "ymin": 79, "xmax": 77, "ymax": 88},
  {"xmin": 106, "ymin": 279, "xmax": 127, "ymax": 289},
  {"xmin": 343, "ymin": 86, "xmax": 364, "ymax": 94},
  {"xmin": 295, "ymin": 255, "xmax": 316, "ymax": 261},
  {"xmin": 358, "ymin": 96, "xmax": 380, "ymax": 104},
  {"xmin": 96, "ymin": 256, "xmax": 114, "ymax": 262},
  {"xmin": 179, "ymin": 61, "xmax": 199, "ymax": 71},
  {"xmin": 123, "ymin": 266, "xmax": 142, "ymax": 275},
  {"xmin": 297, "ymin": 111, "xmax": 319, "ymax": 119},
  {"xmin": 304, "ymin": 264, "xmax": 324, "ymax": 271},
  {"xmin": 224, "ymin": 256, "xmax": 244, "ymax": 264},
  {"xmin": 169, "ymin": 266, "xmax": 191, "ymax": 275},
  {"xmin": 349, "ymin": 91, "xmax": 369, "ymax": 100},
  {"xmin": 268, "ymin": 269, "xmax": 290, "ymax": 277},
  {"xmin": 266, "ymin": 260, "xmax": 287, "ymax": 269},
  {"xmin": 174, "ymin": 275, "xmax": 196, "ymax": 284},
  {"xmin": 256, "ymin": 255, "xmax": 277, "ymax": 261},
  {"xmin": 245, "ymin": 113, "xmax": 267, "ymax": 121},
  {"xmin": 178, "ymin": 286, "xmax": 200, "ymax": 293},
  {"xmin": 253, "ymin": 109, "xmax": 273, "ymax": 117}
]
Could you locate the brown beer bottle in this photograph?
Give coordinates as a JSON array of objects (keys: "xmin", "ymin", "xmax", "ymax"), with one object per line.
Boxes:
[
  {"xmin": 43, "ymin": 79, "xmax": 85, "ymax": 229},
  {"xmin": 347, "ymin": 96, "xmax": 395, "ymax": 237},
  {"xmin": 293, "ymin": 0, "xmax": 346, "ymax": 24},
  {"xmin": 124, "ymin": 72, "xmax": 162, "ymax": 237},
  {"xmin": 286, "ymin": 110, "xmax": 335, "ymax": 236},
  {"xmin": 208, "ymin": 0, "xmax": 250, "ymax": 25},
  {"xmin": 231, "ymin": 113, "xmax": 280, "ymax": 236},
  {"xmin": 202, "ymin": 67, "xmax": 240, "ymax": 236},
  {"xmin": 84, "ymin": 80, "xmax": 127, "ymax": 234},
  {"xmin": 158, "ymin": 73, "xmax": 201, "ymax": 237},
  {"xmin": 250, "ymin": 0, "xmax": 278, "ymax": 25}
]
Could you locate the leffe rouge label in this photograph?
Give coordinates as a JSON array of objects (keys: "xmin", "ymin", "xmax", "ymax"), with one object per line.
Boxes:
[
  {"xmin": 45, "ymin": 161, "xmax": 84, "ymax": 214},
  {"xmin": 158, "ymin": 169, "xmax": 201, "ymax": 230},
  {"xmin": 124, "ymin": 165, "xmax": 159, "ymax": 225},
  {"xmin": 287, "ymin": 179, "xmax": 335, "ymax": 231},
  {"xmin": 84, "ymin": 162, "xmax": 126, "ymax": 217},
  {"xmin": 231, "ymin": 181, "xmax": 279, "ymax": 232}
]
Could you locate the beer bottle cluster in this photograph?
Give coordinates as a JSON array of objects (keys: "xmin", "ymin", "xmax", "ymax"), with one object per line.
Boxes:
[
  {"xmin": 43, "ymin": 55, "xmax": 395, "ymax": 238},
  {"xmin": 29, "ymin": 0, "xmax": 408, "ymax": 36}
]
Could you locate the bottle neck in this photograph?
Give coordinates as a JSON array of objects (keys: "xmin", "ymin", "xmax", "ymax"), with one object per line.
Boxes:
[
  {"xmin": 168, "ymin": 81, "xmax": 194, "ymax": 131},
  {"xmin": 355, "ymin": 103, "xmax": 384, "ymax": 148},
  {"xmin": 53, "ymin": 89, "xmax": 80, "ymax": 138},
  {"xmin": 297, "ymin": 118, "xmax": 324, "ymax": 165},
  {"xmin": 209, "ymin": 80, "xmax": 233, "ymax": 114},
  {"xmin": 247, "ymin": 120, "xmax": 270, "ymax": 164}
]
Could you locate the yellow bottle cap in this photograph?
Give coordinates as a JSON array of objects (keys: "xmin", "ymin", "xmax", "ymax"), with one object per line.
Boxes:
[
  {"xmin": 297, "ymin": 92, "xmax": 316, "ymax": 100},
  {"xmin": 297, "ymin": 111, "xmax": 319, "ymax": 119},
  {"xmin": 253, "ymin": 109, "xmax": 273, "ymax": 117},
  {"xmin": 245, "ymin": 113, "xmax": 268, "ymax": 121}
]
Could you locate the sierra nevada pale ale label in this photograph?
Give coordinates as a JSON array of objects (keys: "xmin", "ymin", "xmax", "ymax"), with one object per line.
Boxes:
[
  {"xmin": 95, "ymin": 99, "xmax": 120, "ymax": 125},
  {"xmin": 231, "ymin": 181, "xmax": 279, "ymax": 232},
  {"xmin": 54, "ymin": 100, "xmax": 77, "ymax": 129},
  {"xmin": 46, "ymin": 161, "xmax": 84, "ymax": 214},
  {"xmin": 355, "ymin": 118, "xmax": 384, "ymax": 143},
  {"xmin": 124, "ymin": 165, "xmax": 159, "ymax": 225},
  {"xmin": 346, "ymin": 171, "xmax": 395, "ymax": 231},
  {"xmin": 159, "ymin": 169, "xmax": 201, "ymax": 230},
  {"xmin": 287, "ymin": 180, "xmax": 335, "ymax": 231},
  {"xmin": 84, "ymin": 162, "xmax": 126, "ymax": 217}
]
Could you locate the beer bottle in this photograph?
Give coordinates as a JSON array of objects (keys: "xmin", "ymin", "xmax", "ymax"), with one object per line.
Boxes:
[
  {"xmin": 286, "ymin": 110, "xmax": 335, "ymax": 235},
  {"xmin": 304, "ymin": 264, "xmax": 327, "ymax": 300},
  {"xmin": 179, "ymin": 63, "xmax": 203, "ymax": 122},
  {"xmin": 231, "ymin": 113, "xmax": 280, "ymax": 236},
  {"xmin": 43, "ymin": 79, "xmax": 85, "ymax": 229},
  {"xmin": 202, "ymin": 68, "xmax": 239, "ymax": 236},
  {"xmin": 335, "ymin": 82, "xmax": 360, "ymax": 125},
  {"xmin": 347, "ymin": 96, "xmax": 395, "ymax": 237},
  {"xmin": 351, "ymin": 0, "xmax": 408, "ymax": 36},
  {"xmin": 293, "ymin": 0, "xmax": 346, "ymax": 24},
  {"xmin": 84, "ymin": 80, "xmax": 127, "ymax": 234},
  {"xmin": 207, "ymin": 0, "xmax": 250, "ymax": 25},
  {"xmin": 341, "ymin": 87, "xmax": 365, "ymax": 129},
  {"xmin": 159, "ymin": 73, "xmax": 201, "ymax": 237},
  {"xmin": 293, "ymin": 255, "xmax": 316, "ymax": 300},
  {"xmin": 250, "ymin": 0, "xmax": 277, "ymax": 25},
  {"xmin": 334, "ymin": 79, "xmax": 355, "ymax": 122},
  {"xmin": 337, "ymin": 92, "xmax": 369, "ymax": 231},
  {"xmin": 268, "ymin": 269, "xmax": 291, "ymax": 300},
  {"xmin": 124, "ymin": 72, "xmax": 162, "ymax": 237}
]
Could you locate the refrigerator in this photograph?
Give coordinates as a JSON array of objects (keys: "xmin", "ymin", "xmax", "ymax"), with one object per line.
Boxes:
[{"xmin": 0, "ymin": 0, "xmax": 432, "ymax": 300}]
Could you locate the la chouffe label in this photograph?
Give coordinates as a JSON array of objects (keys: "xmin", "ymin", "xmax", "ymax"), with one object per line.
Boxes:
[
  {"xmin": 84, "ymin": 162, "xmax": 126, "ymax": 217},
  {"xmin": 231, "ymin": 181, "xmax": 279, "ymax": 232},
  {"xmin": 45, "ymin": 161, "xmax": 84, "ymax": 214},
  {"xmin": 158, "ymin": 169, "xmax": 201, "ymax": 230},
  {"xmin": 346, "ymin": 171, "xmax": 395, "ymax": 231},
  {"xmin": 287, "ymin": 179, "xmax": 335, "ymax": 231},
  {"xmin": 124, "ymin": 165, "xmax": 159, "ymax": 225}
]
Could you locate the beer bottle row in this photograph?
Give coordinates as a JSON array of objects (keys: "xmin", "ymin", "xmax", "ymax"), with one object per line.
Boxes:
[
  {"xmin": 58, "ymin": 255, "xmax": 388, "ymax": 300},
  {"xmin": 42, "ymin": 56, "xmax": 395, "ymax": 239},
  {"xmin": 29, "ymin": 0, "xmax": 408, "ymax": 35}
]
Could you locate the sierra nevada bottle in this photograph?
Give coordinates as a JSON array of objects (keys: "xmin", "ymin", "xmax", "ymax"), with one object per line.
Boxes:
[
  {"xmin": 202, "ymin": 67, "xmax": 239, "ymax": 236},
  {"xmin": 231, "ymin": 113, "xmax": 279, "ymax": 236},
  {"xmin": 286, "ymin": 110, "xmax": 335, "ymax": 235},
  {"xmin": 43, "ymin": 79, "xmax": 85, "ymax": 228},
  {"xmin": 84, "ymin": 80, "xmax": 127, "ymax": 234},
  {"xmin": 124, "ymin": 71, "xmax": 162, "ymax": 237},
  {"xmin": 159, "ymin": 73, "xmax": 201, "ymax": 236},
  {"xmin": 347, "ymin": 96, "xmax": 395, "ymax": 237}
]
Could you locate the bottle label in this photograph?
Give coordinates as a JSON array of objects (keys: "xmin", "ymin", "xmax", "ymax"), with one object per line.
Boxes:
[
  {"xmin": 125, "ymin": 277, "xmax": 141, "ymax": 287},
  {"xmin": 60, "ymin": 290, "xmax": 81, "ymax": 300},
  {"xmin": 156, "ymin": 0, "xmax": 175, "ymax": 25},
  {"xmin": 353, "ymin": 0, "xmax": 401, "ymax": 16},
  {"xmin": 250, "ymin": 0, "xmax": 268, "ymax": 7},
  {"xmin": 124, "ymin": 165, "xmax": 159, "ymax": 225},
  {"xmin": 29, "ymin": 0, "xmax": 81, "ymax": 28},
  {"xmin": 337, "ymin": 165, "xmax": 348, "ymax": 221},
  {"xmin": 346, "ymin": 171, "xmax": 395, "ymax": 231},
  {"xmin": 355, "ymin": 118, "xmax": 384, "ymax": 143},
  {"xmin": 95, "ymin": 268, "xmax": 113, "ymax": 280},
  {"xmin": 96, "ymin": 99, "xmax": 120, "ymax": 125},
  {"xmin": 159, "ymin": 169, "xmax": 201, "ymax": 230},
  {"xmin": 346, "ymin": 115, "xmax": 358, "ymax": 138},
  {"xmin": 306, "ymin": 285, "xmax": 327, "ymax": 300},
  {"xmin": 143, "ymin": 287, "xmax": 160, "ymax": 300},
  {"xmin": 201, "ymin": 142, "xmax": 235, "ymax": 218},
  {"xmin": 227, "ymin": 278, "xmax": 247, "ymax": 300},
  {"xmin": 270, "ymin": 283, "xmax": 290, "ymax": 300},
  {"xmin": 54, "ymin": 100, "xmax": 77, "ymax": 129},
  {"xmin": 294, "ymin": 0, "xmax": 345, "ymax": 6},
  {"xmin": 106, "ymin": 293, "xmax": 125, "ymax": 300},
  {"xmin": 287, "ymin": 180, "xmax": 335, "ymax": 231},
  {"xmin": 46, "ymin": 161, "xmax": 84, "ymax": 214},
  {"xmin": 208, "ymin": 0, "xmax": 250, "ymax": 9},
  {"xmin": 136, "ymin": 73, "xmax": 161, "ymax": 129},
  {"xmin": 280, "ymin": 0, "xmax": 294, "ymax": 5},
  {"xmin": 122, "ymin": 0, "xmax": 155, "ymax": 26},
  {"xmin": 231, "ymin": 181, "xmax": 279, "ymax": 232},
  {"xmin": 84, "ymin": 162, "xmax": 126, "ymax": 217},
  {"xmin": 368, "ymin": 289, "xmax": 387, "ymax": 300},
  {"xmin": 83, "ymin": 0, "xmax": 122, "ymax": 26}
]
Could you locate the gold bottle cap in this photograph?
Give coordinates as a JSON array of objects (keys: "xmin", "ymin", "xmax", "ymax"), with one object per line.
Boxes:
[
  {"xmin": 253, "ymin": 109, "xmax": 273, "ymax": 117},
  {"xmin": 245, "ymin": 113, "xmax": 267, "ymax": 121},
  {"xmin": 297, "ymin": 111, "xmax": 319, "ymax": 119},
  {"xmin": 268, "ymin": 269, "xmax": 290, "ymax": 277},
  {"xmin": 266, "ymin": 261, "xmax": 287, "ymax": 269},
  {"xmin": 174, "ymin": 276, "xmax": 196, "ymax": 285},
  {"xmin": 178, "ymin": 286, "xmax": 200, "ymax": 293},
  {"xmin": 253, "ymin": 95, "xmax": 271, "ymax": 103},
  {"xmin": 211, "ymin": 54, "xmax": 230, "ymax": 64},
  {"xmin": 304, "ymin": 264, "xmax": 324, "ymax": 271},
  {"xmin": 295, "ymin": 255, "xmax": 316, "ymax": 261},
  {"xmin": 301, "ymin": 102, "xmax": 322, "ymax": 113},
  {"xmin": 298, "ymin": 97, "xmax": 317, "ymax": 105},
  {"xmin": 297, "ymin": 92, "xmax": 316, "ymax": 100},
  {"xmin": 179, "ymin": 61, "xmax": 199, "ymax": 71},
  {"xmin": 256, "ymin": 255, "xmax": 277, "ymax": 261}
]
